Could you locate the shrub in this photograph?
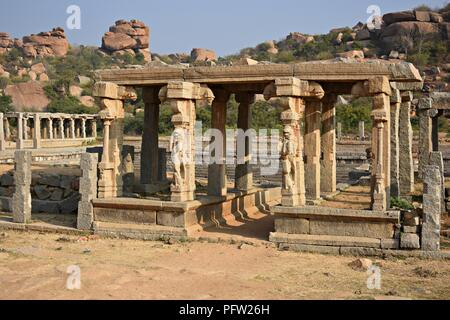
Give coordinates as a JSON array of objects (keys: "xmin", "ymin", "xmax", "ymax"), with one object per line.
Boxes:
[
  {"xmin": 0, "ymin": 95, "xmax": 13, "ymax": 113},
  {"xmin": 336, "ymin": 97, "xmax": 372, "ymax": 134}
]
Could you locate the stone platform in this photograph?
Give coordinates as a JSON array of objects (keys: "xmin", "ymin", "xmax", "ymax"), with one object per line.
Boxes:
[
  {"xmin": 270, "ymin": 206, "xmax": 400, "ymax": 251},
  {"xmin": 92, "ymin": 187, "xmax": 281, "ymax": 239}
]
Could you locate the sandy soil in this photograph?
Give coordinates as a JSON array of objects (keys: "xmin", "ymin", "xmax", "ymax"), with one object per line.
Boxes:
[{"xmin": 0, "ymin": 230, "xmax": 449, "ymax": 300}]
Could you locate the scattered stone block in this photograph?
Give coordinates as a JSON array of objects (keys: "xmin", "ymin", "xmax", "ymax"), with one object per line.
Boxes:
[
  {"xmin": 348, "ymin": 258, "xmax": 373, "ymax": 271},
  {"xmin": 400, "ymin": 233, "xmax": 420, "ymax": 249}
]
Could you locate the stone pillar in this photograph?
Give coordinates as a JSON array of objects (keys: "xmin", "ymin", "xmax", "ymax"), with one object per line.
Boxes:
[
  {"xmin": 321, "ymin": 94, "xmax": 336, "ymax": 194},
  {"xmin": 70, "ymin": 118, "xmax": 76, "ymax": 139},
  {"xmin": 305, "ymin": 99, "xmax": 321, "ymax": 200},
  {"xmin": 0, "ymin": 113, "xmax": 5, "ymax": 151},
  {"xmin": 93, "ymin": 81, "xmax": 135, "ymax": 199},
  {"xmin": 12, "ymin": 150, "xmax": 32, "ymax": 223},
  {"xmin": 429, "ymin": 151, "xmax": 445, "ymax": 214},
  {"xmin": 422, "ymin": 165, "xmax": 441, "ymax": 251},
  {"xmin": 4, "ymin": 116, "xmax": 10, "ymax": 140},
  {"xmin": 359, "ymin": 121, "xmax": 365, "ymax": 141},
  {"xmin": 160, "ymin": 82, "xmax": 201, "ymax": 202},
  {"xmin": 390, "ymin": 88, "xmax": 401, "ymax": 199},
  {"xmin": 49, "ymin": 118, "xmax": 54, "ymax": 140},
  {"xmin": 399, "ymin": 91, "xmax": 414, "ymax": 196},
  {"xmin": 418, "ymin": 98, "xmax": 436, "ymax": 180},
  {"xmin": 59, "ymin": 118, "xmax": 65, "ymax": 139},
  {"xmin": 369, "ymin": 77, "xmax": 391, "ymax": 211},
  {"xmin": 208, "ymin": 88, "xmax": 230, "ymax": 197},
  {"xmin": 81, "ymin": 118, "xmax": 87, "ymax": 139},
  {"xmin": 91, "ymin": 119, "xmax": 97, "ymax": 138},
  {"xmin": 33, "ymin": 113, "xmax": 41, "ymax": 149},
  {"xmin": 77, "ymin": 153, "xmax": 98, "ymax": 230},
  {"xmin": 235, "ymin": 92, "xmax": 254, "ymax": 192},
  {"xmin": 141, "ymin": 87, "xmax": 161, "ymax": 185},
  {"xmin": 16, "ymin": 113, "xmax": 24, "ymax": 149},
  {"xmin": 337, "ymin": 122, "xmax": 342, "ymax": 141},
  {"xmin": 23, "ymin": 117, "xmax": 28, "ymax": 140}
]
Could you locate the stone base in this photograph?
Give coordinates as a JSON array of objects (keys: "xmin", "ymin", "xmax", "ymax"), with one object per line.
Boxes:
[
  {"xmin": 91, "ymin": 187, "xmax": 281, "ymax": 236},
  {"xmin": 271, "ymin": 205, "xmax": 401, "ymax": 250}
]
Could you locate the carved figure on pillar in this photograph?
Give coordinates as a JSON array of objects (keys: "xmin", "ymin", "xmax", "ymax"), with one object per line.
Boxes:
[{"xmin": 281, "ymin": 126, "xmax": 297, "ymax": 192}]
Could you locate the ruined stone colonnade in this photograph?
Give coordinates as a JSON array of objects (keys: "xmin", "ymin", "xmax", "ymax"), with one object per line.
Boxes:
[
  {"xmin": 92, "ymin": 62, "xmax": 422, "ymax": 209},
  {"xmin": 0, "ymin": 112, "xmax": 98, "ymax": 151}
]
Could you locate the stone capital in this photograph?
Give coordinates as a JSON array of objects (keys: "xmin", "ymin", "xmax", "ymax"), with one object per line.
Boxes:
[
  {"xmin": 265, "ymin": 78, "xmax": 324, "ymax": 100},
  {"xmin": 390, "ymin": 89, "xmax": 401, "ymax": 104},
  {"xmin": 99, "ymin": 99, "xmax": 124, "ymax": 119},
  {"xmin": 368, "ymin": 76, "xmax": 391, "ymax": 96},
  {"xmin": 418, "ymin": 97, "xmax": 433, "ymax": 110},
  {"xmin": 401, "ymin": 90, "xmax": 413, "ymax": 102},
  {"xmin": 93, "ymin": 81, "xmax": 137, "ymax": 101}
]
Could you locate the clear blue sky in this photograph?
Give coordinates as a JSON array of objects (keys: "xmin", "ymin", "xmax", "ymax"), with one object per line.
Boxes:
[{"xmin": 0, "ymin": 0, "xmax": 447, "ymax": 56}]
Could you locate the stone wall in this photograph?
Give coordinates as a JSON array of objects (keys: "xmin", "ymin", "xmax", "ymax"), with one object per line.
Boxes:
[{"xmin": 0, "ymin": 171, "xmax": 80, "ymax": 214}]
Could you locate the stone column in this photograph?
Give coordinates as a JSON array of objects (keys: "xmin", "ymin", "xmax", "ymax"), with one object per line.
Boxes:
[
  {"xmin": 77, "ymin": 153, "xmax": 98, "ymax": 230},
  {"xmin": 12, "ymin": 150, "xmax": 32, "ymax": 223},
  {"xmin": 422, "ymin": 165, "xmax": 441, "ymax": 251},
  {"xmin": 390, "ymin": 88, "xmax": 401, "ymax": 198},
  {"xmin": 33, "ymin": 113, "xmax": 41, "ymax": 149},
  {"xmin": 42, "ymin": 119, "xmax": 47, "ymax": 140},
  {"xmin": 359, "ymin": 121, "xmax": 365, "ymax": 141},
  {"xmin": 399, "ymin": 91, "xmax": 414, "ymax": 196},
  {"xmin": 91, "ymin": 119, "xmax": 97, "ymax": 138},
  {"xmin": 321, "ymin": 94, "xmax": 336, "ymax": 194},
  {"xmin": 70, "ymin": 118, "xmax": 76, "ymax": 139},
  {"xmin": 160, "ymin": 82, "xmax": 201, "ymax": 202},
  {"xmin": 59, "ymin": 118, "xmax": 65, "ymax": 139},
  {"xmin": 208, "ymin": 88, "xmax": 230, "ymax": 197},
  {"xmin": 93, "ymin": 81, "xmax": 136, "ymax": 199},
  {"xmin": 305, "ymin": 99, "xmax": 322, "ymax": 200},
  {"xmin": 49, "ymin": 118, "xmax": 54, "ymax": 140},
  {"xmin": 429, "ymin": 151, "xmax": 445, "ymax": 214},
  {"xmin": 0, "ymin": 113, "xmax": 5, "ymax": 151},
  {"xmin": 16, "ymin": 113, "xmax": 24, "ymax": 149},
  {"xmin": 418, "ymin": 98, "xmax": 436, "ymax": 180},
  {"xmin": 235, "ymin": 92, "xmax": 254, "ymax": 192},
  {"xmin": 81, "ymin": 118, "xmax": 87, "ymax": 139},
  {"xmin": 369, "ymin": 77, "xmax": 391, "ymax": 211},
  {"xmin": 4, "ymin": 116, "xmax": 10, "ymax": 140},
  {"xmin": 337, "ymin": 122, "xmax": 342, "ymax": 141},
  {"xmin": 141, "ymin": 87, "xmax": 161, "ymax": 185},
  {"xmin": 23, "ymin": 117, "xmax": 28, "ymax": 140}
]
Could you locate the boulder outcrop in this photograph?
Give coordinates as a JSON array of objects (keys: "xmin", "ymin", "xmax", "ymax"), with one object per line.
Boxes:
[
  {"xmin": 4, "ymin": 82, "xmax": 50, "ymax": 111},
  {"xmin": 190, "ymin": 48, "xmax": 217, "ymax": 62},
  {"xmin": 101, "ymin": 19, "xmax": 151, "ymax": 61},
  {"xmin": 22, "ymin": 28, "xmax": 69, "ymax": 57}
]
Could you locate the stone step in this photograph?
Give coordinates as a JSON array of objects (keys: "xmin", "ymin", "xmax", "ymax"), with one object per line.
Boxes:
[
  {"xmin": 92, "ymin": 221, "xmax": 187, "ymax": 241},
  {"xmin": 269, "ymin": 232, "xmax": 398, "ymax": 249}
]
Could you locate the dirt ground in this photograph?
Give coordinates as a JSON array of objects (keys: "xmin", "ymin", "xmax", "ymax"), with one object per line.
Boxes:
[{"xmin": 0, "ymin": 230, "xmax": 449, "ymax": 300}]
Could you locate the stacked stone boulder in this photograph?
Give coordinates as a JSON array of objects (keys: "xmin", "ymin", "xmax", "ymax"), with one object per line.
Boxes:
[{"xmin": 101, "ymin": 19, "xmax": 151, "ymax": 62}]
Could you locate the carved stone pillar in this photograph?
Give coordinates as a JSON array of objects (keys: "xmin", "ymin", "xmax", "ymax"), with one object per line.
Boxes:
[
  {"xmin": 91, "ymin": 119, "xmax": 97, "ymax": 138},
  {"xmin": 235, "ymin": 92, "xmax": 255, "ymax": 192},
  {"xmin": 16, "ymin": 113, "xmax": 24, "ymax": 149},
  {"xmin": 23, "ymin": 117, "xmax": 29, "ymax": 140},
  {"xmin": 70, "ymin": 118, "xmax": 76, "ymax": 139},
  {"xmin": 4, "ymin": 116, "xmax": 10, "ymax": 140},
  {"xmin": 33, "ymin": 113, "xmax": 41, "ymax": 149},
  {"xmin": 93, "ymin": 81, "xmax": 137, "ymax": 198},
  {"xmin": 320, "ymin": 94, "xmax": 337, "ymax": 194},
  {"xmin": 208, "ymin": 88, "xmax": 230, "ymax": 197},
  {"xmin": 59, "ymin": 118, "xmax": 65, "ymax": 139},
  {"xmin": 369, "ymin": 77, "xmax": 391, "ymax": 211},
  {"xmin": 82, "ymin": 118, "xmax": 87, "ymax": 139},
  {"xmin": 159, "ymin": 82, "xmax": 207, "ymax": 202},
  {"xmin": 49, "ymin": 118, "xmax": 53, "ymax": 140}
]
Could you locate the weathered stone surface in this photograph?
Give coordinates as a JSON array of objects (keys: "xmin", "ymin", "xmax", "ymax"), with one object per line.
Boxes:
[
  {"xmin": 60, "ymin": 193, "xmax": 80, "ymax": 213},
  {"xmin": 349, "ymin": 258, "xmax": 373, "ymax": 271},
  {"xmin": 4, "ymin": 82, "xmax": 50, "ymax": 112},
  {"xmin": 38, "ymin": 174, "xmax": 60, "ymax": 187},
  {"xmin": 94, "ymin": 208, "xmax": 156, "ymax": 225},
  {"xmin": 399, "ymin": 99, "xmax": 414, "ymax": 195},
  {"xmin": 0, "ymin": 173, "xmax": 14, "ymax": 186},
  {"xmin": 274, "ymin": 217, "xmax": 309, "ymax": 234},
  {"xmin": 400, "ymin": 233, "xmax": 420, "ymax": 249},
  {"xmin": 22, "ymin": 28, "xmax": 69, "ymax": 57},
  {"xmin": 417, "ymin": 99, "xmax": 434, "ymax": 179},
  {"xmin": 157, "ymin": 211, "xmax": 184, "ymax": 228},
  {"xmin": 421, "ymin": 165, "xmax": 441, "ymax": 251},
  {"xmin": 50, "ymin": 188, "xmax": 64, "ymax": 201},
  {"xmin": 191, "ymin": 48, "xmax": 217, "ymax": 62},
  {"xmin": 383, "ymin": 11, "xmax": 416, "ymax": 25},
  {"xmin": 30, "ymin": 63, "xmax": 46, "ymax": 75},
  {"xmin": 34, "ymin": 185, "xmax": 51, "ymax": 200},
  {"xmin": 429, "ymin": 152, "xmax": 445, "ymax": 214},
  {"xmin": 309, "ymin": 219, "xmax": 394, "ymax": 239},
  {"xmin": 13, "ymin": 151, "xmax": 32, "ymax": 223},
  {"xmin": 77, "ymin": 153, "xmax": 98, "ymax": 230}
]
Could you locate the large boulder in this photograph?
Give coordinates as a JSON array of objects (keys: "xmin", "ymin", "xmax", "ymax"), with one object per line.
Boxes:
[
  {"xmin": 22, "ymin": 27, "xmax": 69, "ymax": 57},
  {"xmin": 0, "ymin": 32, "xmax": 14, "ymax": 49},
  {"xmin": 383, "ymin": 11, "xmax": 416, "ymax": 26},
  {"xmin": 191, "ymin": 48, "xmax": 217, "ymax": 62},
  {"xmin": 101, "ymin": 19, "xmax": 151, "ymax": 61},
  {"xmin": 380, "ymin": 21, "xmax": 441, "ymax": 48},
  {"xmin": 4, "ymin": 82, "xmax": 50, "ymax": 111},
  {"xmin": 286, "ymin": 32, "xmax": 314, "ymax": 44}
]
